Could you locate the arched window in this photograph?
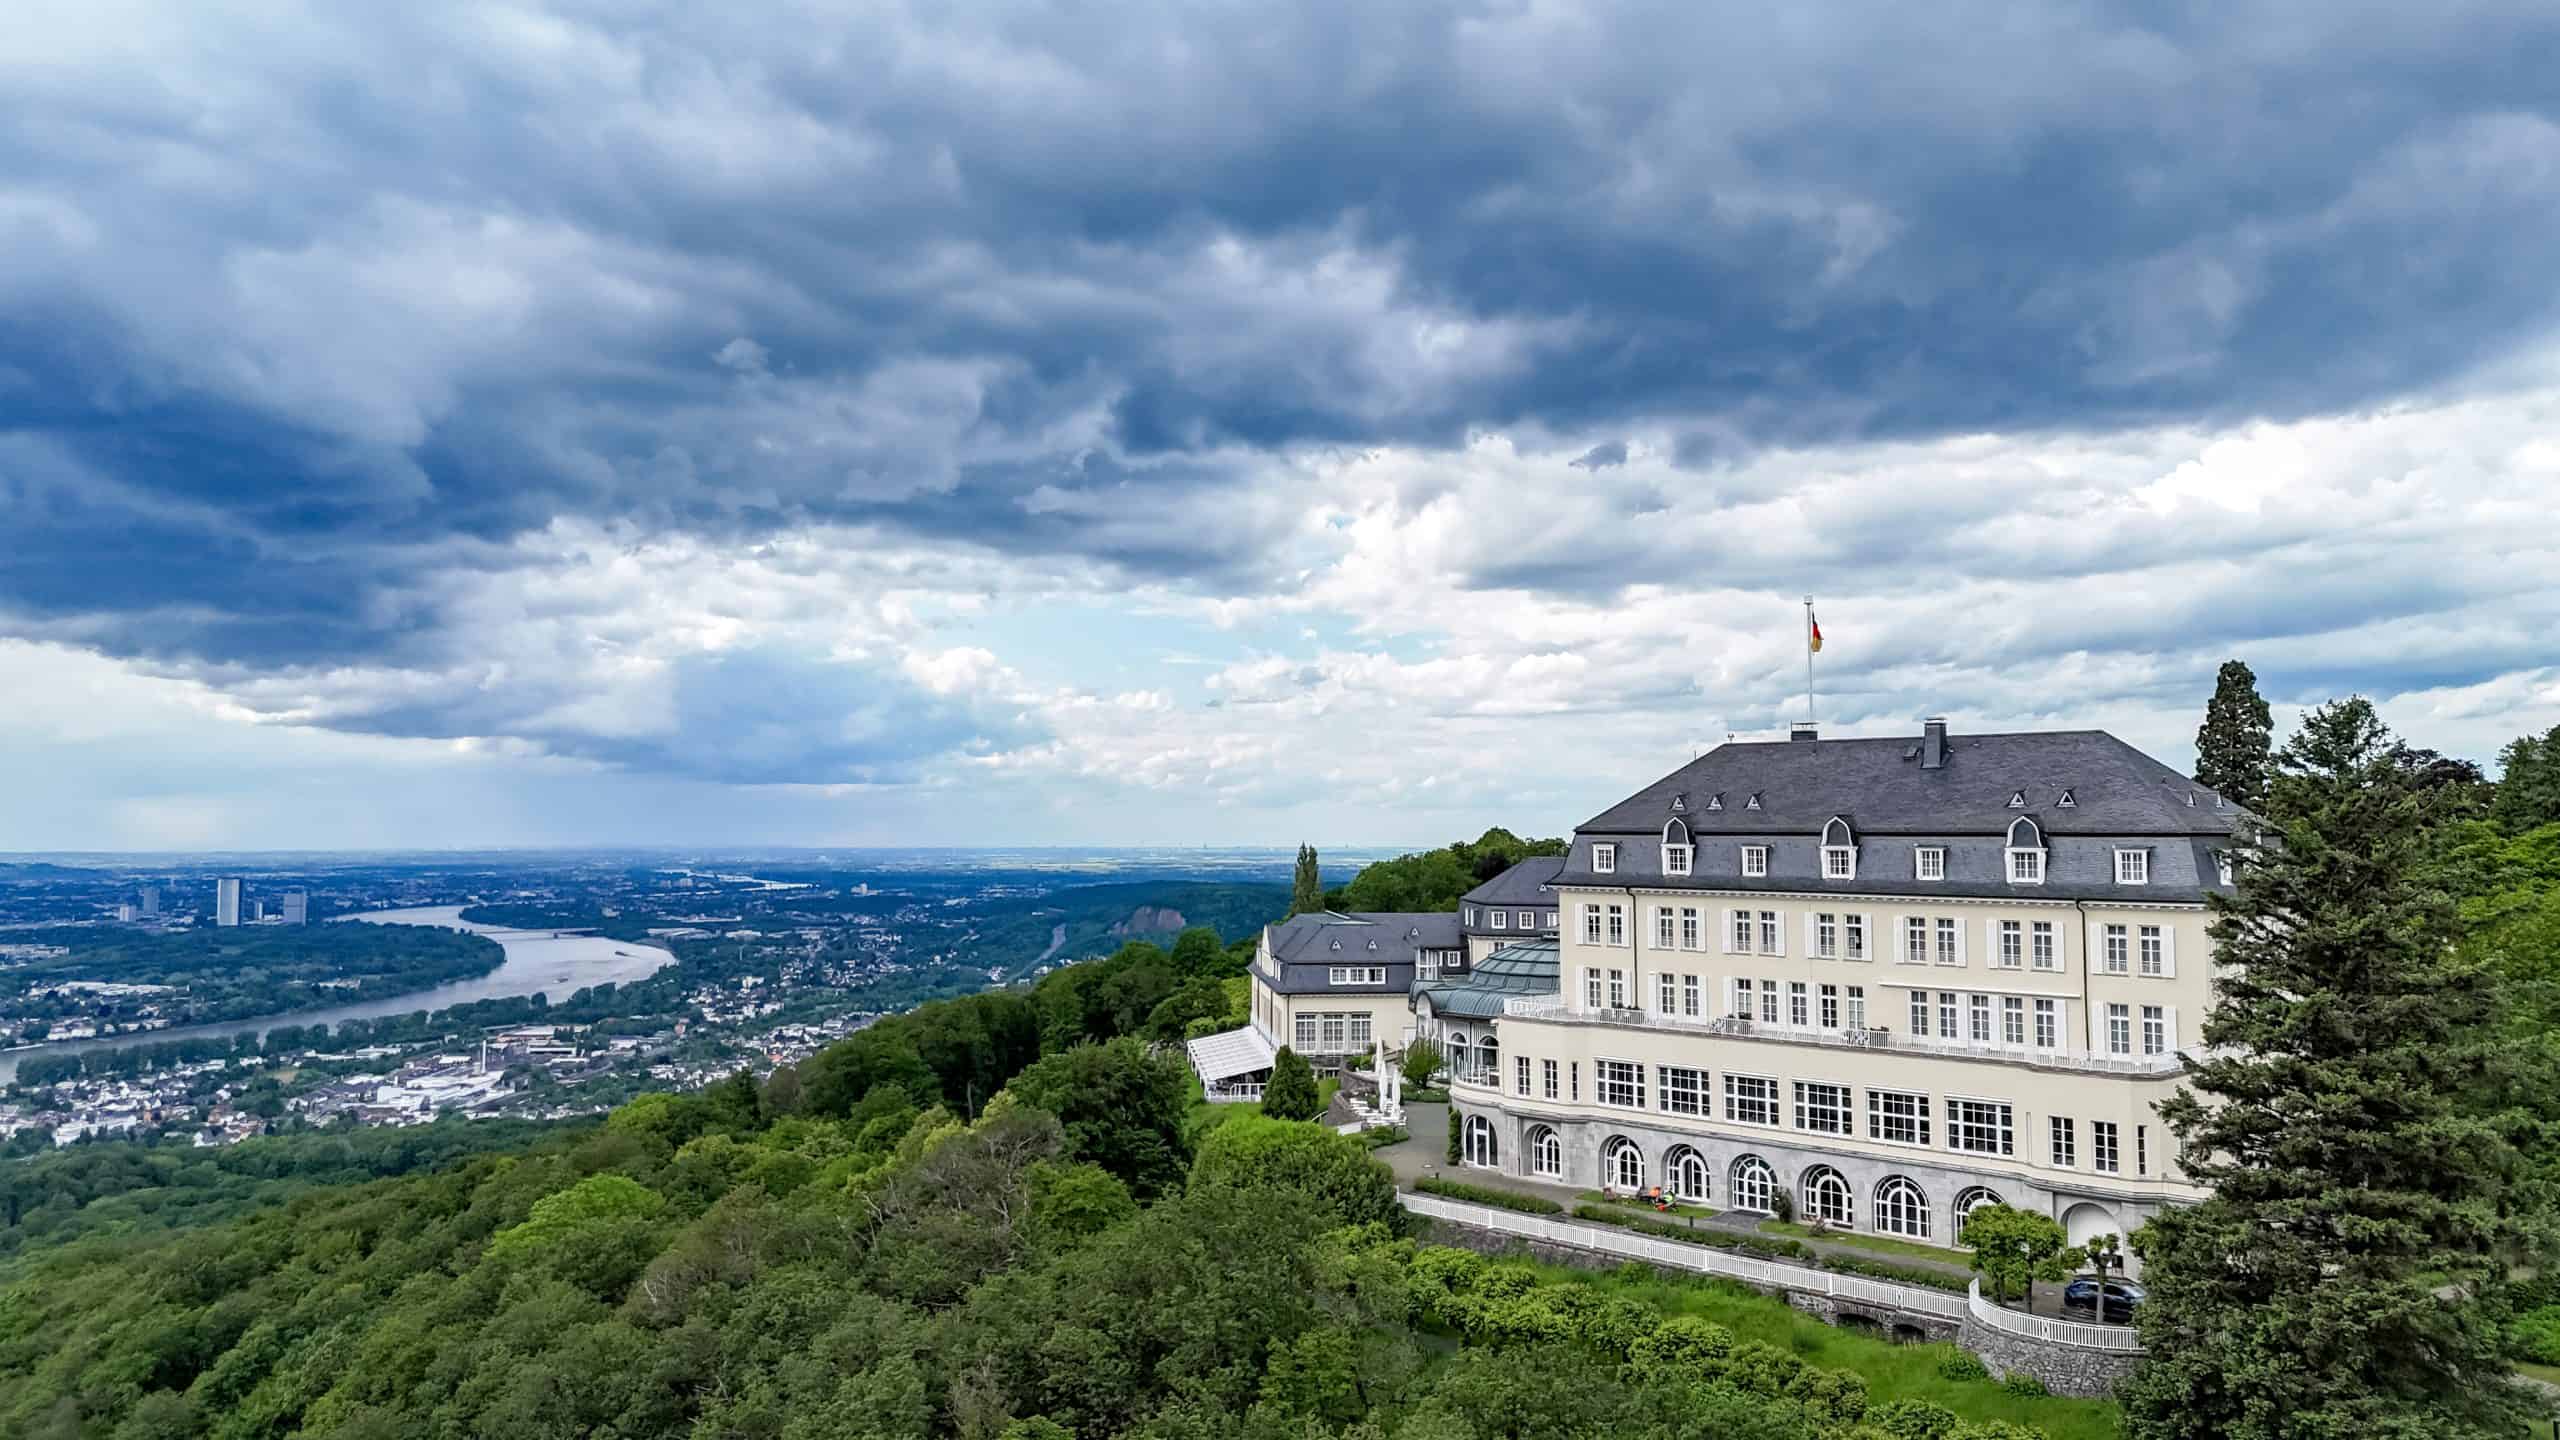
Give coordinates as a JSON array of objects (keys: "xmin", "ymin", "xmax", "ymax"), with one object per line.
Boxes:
[
  {"xmin": 1730, "ymin": 1154, "xmax": 1776, "ymax": 1214},
  {"xmin": 1476, "ymin": 1035, "xmax": 1499, "ymax": 1086},
  {"xmin": 1820, "ymin": 816, "xmax": 1858, "ymax": 881},
  {"xmin": 1527, "ymin": 1125, "xmax": 1563, "ymax": 1178},
  {"xmin": 1445, "ymin": 1037, "xmax": 1470, "ymax": 1083},
  {"xmin": 1801, "ymin": 1165, "xmax": 1853, "ymax": 1227},
  {"xmin": 1952, "ymin": 1187, "xmax": 2003, "ymax": 1242},
  {"xmin": 1875, "ymin": 1176, "xmax": 1931, "ymax": 1239},
  {"xmin": 1662, "ymin": 817, "xmax": 1693, "ymax": 876},
  {"xmin": 1463, "ymin": 1114, "xmax": 1500, "ymax": 1168},
  {"xmin": 1602, "ymin": 1136, "xmax": 1646, "ymax": 1192},
  {"xmin": 1666, "ymin": 1146, "xmax": 1710, "ymax": 1203},
  {"xmin": 2006, "ymin": 816, "xmax": 2047, "ymax": 884}
]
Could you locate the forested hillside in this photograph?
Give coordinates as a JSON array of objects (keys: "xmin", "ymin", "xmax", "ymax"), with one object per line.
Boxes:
[{"xmin": 1331, "ymin": 829, "xmax": 1566, "ymax": 914}]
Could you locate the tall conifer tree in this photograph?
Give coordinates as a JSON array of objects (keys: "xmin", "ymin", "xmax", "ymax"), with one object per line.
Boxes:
[
  {"xmin": 2193, "ymin": 659, "xmax": 2274, "ymax": 812},
  {"xmin": 2492, "ymin": 722, "xmax": 2560, "ymax": 834},
  {"xmin": 1291, "ymin": 844, "xmax": 1323, "ymax": 915},
  {"xmin": 2123, "ymin": 698, "xmax": 2542, "ymax": 1440}
]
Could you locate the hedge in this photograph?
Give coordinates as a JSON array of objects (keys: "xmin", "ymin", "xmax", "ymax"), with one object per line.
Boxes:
[
  {"xmin": 1416, "ymin": 1177, "xmax": 1566, "ymax": 1214},
  {"xmin": 1570, "ymin": 1205, "xmax": 1969, "ymax": 1292}
]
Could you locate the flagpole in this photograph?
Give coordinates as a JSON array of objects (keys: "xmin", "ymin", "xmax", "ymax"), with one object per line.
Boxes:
[{"xmin": 1804, "ymin": 596, "xmax": 1816, "ymax": 726}]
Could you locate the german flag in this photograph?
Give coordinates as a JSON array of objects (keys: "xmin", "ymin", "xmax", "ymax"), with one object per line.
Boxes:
[{"xmin": 1809, "ymin": 609, "xmax": 1824, "ymax": 654}]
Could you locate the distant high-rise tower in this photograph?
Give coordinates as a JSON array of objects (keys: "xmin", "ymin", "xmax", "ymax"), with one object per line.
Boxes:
[
  {"xmin": 282, "ymin": 890, "xmax": 309, "ymax": 925},
  {"xmin": 216, "ymin": 877, "xmax": 242, "ymax": 928},
  {"xmin": 140, "ymin": 884, "xmax": 160, "ymax": 917},
  {"xmin": 117, "ymin": 902, "xmax": 139, "ymax": 922}
]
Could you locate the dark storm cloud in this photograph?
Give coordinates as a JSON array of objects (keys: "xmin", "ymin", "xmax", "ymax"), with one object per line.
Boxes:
[{"xmin": 7, "ymin": 0, "xmax": 2560, "ymax": 774}]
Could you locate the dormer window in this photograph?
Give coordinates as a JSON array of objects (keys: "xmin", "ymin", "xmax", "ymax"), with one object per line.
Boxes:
[
  {"xmin": 2115, "ymin": 848, "xmax": 2150, "ymax": 885},
  {"xmin": 1706, "ymin": 793, "xmax": 1724, "ymax": 811},
  {"xmin": 1671, "ymin": 793, "xmax": 1687, "ymax": 812},
  {"xmin": 1593, "ymin": 843, "xmax": 1617, "ymax": 874},
  {"xmin": 2009, "ymin": 791, "xmax": 2027, "ymax": 809},
  {"xmin": 1366, "ymin": 939, "xmax": 1378, "ymax": 950},
  {"xmin": 1464, "ymin": 907, "xmax": 1476, "ymax": 926},
  {"xmin": 2005, "ymin": 817, "xmax": 2046, "ymax": 885},
  {"xmin": 1490, "ymin": 909, "xmax": 1507, "ymax": 929},
  {"xmin": 1820, "ymin": 817, "xmax": 1857, "ymax": 881},
  {"xmin": 1741, "ymin": 845, "xmax": 1768, "ymax": 878},
  {"xmin": 1329, "ymin": 939, "xmax": 1343, "ymax": 951},
  {"xmin": 1745, "ymin": 792, "xmax": 1763, "ymax": 810},
  {"xmin": 2056, "ymin": 789, "xmax": 2076, "ymax": 809},
  {"xmin": 1664, "ymin": 844, "xmax": 1693, "ymax": 876},
  {"xmin": 1915, "ymin": 847, "xmax": 1947, "ymax": 881},
  {"xmin": 2216, "ymin": 851, "xmax": 2235, "ymax": 886}
]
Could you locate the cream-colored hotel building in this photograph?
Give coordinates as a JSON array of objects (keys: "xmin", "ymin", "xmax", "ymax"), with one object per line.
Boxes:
[{"xmin": 1447, "ymin": 719, "xmax": 2232, "ymax": 1262}]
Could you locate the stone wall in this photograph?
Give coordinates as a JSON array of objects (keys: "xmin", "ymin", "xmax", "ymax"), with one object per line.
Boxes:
[{"xmin": 1957, "ymin": 1315, "xmax": 2139, "ymax": 1399}]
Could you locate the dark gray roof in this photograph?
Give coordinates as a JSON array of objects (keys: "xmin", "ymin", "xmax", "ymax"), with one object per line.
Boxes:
[
  {"xmin": 1561, "ymin": 728, "xmax": 2241, "ymax": 904},
  {"xmin": 1259, "ymin": 911, "xmax": 1461, "ymax": 995},
  {"xmin": 1461, "ymin": 856, "xmax": 1565, "ymax": 906},
  {"xmin": 1582, "ymin": 730, "xmax": 2239, "ymax": 837},
  {"xmin": 1415, "ymin": 938, "xmax": 1561, "ymax": 1021}
]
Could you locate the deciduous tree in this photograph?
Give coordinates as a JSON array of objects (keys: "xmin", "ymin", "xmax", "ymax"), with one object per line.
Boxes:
[{"xmin": 1958, "ymin": 1204, "xmax": 2079, "ymax": 1305}]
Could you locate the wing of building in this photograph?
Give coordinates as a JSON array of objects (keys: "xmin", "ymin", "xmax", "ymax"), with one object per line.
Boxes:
[{"xmin": 1444, "ymin": 718, "xmax": 2238, "ymax": 1266}]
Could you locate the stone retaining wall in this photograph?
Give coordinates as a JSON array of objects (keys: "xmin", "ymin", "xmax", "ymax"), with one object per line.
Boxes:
[{"xmin": 1958, "ymin": 1314, "xmax": 2140, "ymax": 1398}]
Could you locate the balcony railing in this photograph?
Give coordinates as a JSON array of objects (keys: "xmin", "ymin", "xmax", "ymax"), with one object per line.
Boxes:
[
  {"xmin": 1966, "ymin": 1278, "xmax": 2145, "ymax": 1351},
  {"xmin": 1501, "ymin": 999, "xmax": 2187, "ymax": 1076}
]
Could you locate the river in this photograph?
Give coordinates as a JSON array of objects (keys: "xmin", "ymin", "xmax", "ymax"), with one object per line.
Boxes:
[{"xmin": 0, "ymin": 906, "xmax": 675, "ymax": 1084}]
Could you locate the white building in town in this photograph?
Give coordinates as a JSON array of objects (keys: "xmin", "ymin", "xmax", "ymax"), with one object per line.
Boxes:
[{"xmin": 1449, "ymin": 719, "xmax": 2235, "ymax": 1267}]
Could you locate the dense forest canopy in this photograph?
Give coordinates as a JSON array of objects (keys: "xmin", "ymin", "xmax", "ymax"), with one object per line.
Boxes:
[{"xmin": 1332, "ymin": 829, "xmax": 1566, "ymax": 914}]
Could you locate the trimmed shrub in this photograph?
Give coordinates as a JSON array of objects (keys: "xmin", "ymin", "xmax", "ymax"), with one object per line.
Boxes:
[
  {"xmin": 1934, "ymin": 1350, "xmax": 1990, "ymax": 1382},
  {"xmin": 1417, "ymin": 1176, "xmax": 1564, "ymax": 1214},
  {"xmin": 1867, "ymin": 1398, "xmax": 1963, "ymax": 1440},
  {"xmin": 2001, "ymin": 1371, "xmax": 2050, "ymax": 1398},
  {"xmin": 1446, "ymin": 1108, "xmax": 1460, "ymax": 1162}
]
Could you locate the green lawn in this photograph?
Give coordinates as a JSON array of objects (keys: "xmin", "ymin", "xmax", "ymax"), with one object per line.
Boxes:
[
  {"xmin": 2516, "ymin": 1359, "xmax": 2560, "ymax": 1388},
  {"xmin": 1540, "ymin": 1260, "xmax": 2123, "ymax": 1440},
  {"xmin": 1761, "ymin": 1219, "xmax": 1973, "ymax": 1267}
]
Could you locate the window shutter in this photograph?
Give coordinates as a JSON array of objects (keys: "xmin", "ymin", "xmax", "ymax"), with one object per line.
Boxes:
[
  {"xmin": 1723, "ymin": 909, "xmax": 1739, "ymax": 955},
  {"xmin": 2159, "ymin": 925, "xmax": 2178, "ymax": 978},
  {"xmin": 2086, "ymin": 920, "xmax": 2107, "ymax": 969},
  {"xmin": 2164, "ymin": 1004, "xmax": 2181, "ymax": 1054},
  {"xmin": 1984, "ymin": 918, "xmax": 2000, "ymax": 967},
  {"xmin": 1954, "ymin": 919, "xmax": 1968, "ymax": 965},
  {"xmin": 1774, "ymin": 912, "xmax": 1787, "ymax": 955}
]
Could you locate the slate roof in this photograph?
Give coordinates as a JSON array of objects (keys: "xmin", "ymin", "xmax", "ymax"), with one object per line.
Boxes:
[
  {"xmin": 1414, "ymin": 937, "xmax": 1561, "ymax": 1021},
  {"xmin": 1461, "ymin": 856, "xmax": 1565, "ymax": 906},
  {"xmin": 1258, "ymin": 911, "xmax": 1462, "ymax": 995},
  {"xmin": 1580, "ymin": 729, "xmax": 2239, "ymax": 837},
  {"xmin": 1560, "ymin": 727, "xmax": 2243, "ymax": 904}
]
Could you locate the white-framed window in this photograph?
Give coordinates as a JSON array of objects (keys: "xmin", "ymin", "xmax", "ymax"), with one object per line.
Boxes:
[
  {"xmin": 1542, "ymin": 1059, "xmax": 1560, "ymax": 1099},
  {"xmin": 1660, "ymin": 1065, "xmax": 1706, "ymax": 1116},
  {"xmin": 1788, "ymin": 981, "xmax": 1809, "ymax": 1027},
  {"xmin": 2137, "ymin": 1124, "xmax": 2149, "ymax": 1176},
  {"xmin": 1607, "ymin": 968, "xmax": 1627, "ymax": 1008},
  {"xmin": 2115, "ymin": 848, "xmax": 2150, "ymax": 885},
  {"xmin": 2139, "ymin": 925, "xmax": 2166, "ymax": 976},
  {"xmin": 2093, "ymin": 1120, "xmax": 2121, "ymax": 1173},
  {"xmin": 1846, "ymin": 985, "xmax": 1866, "ymax": 1029},
  {"xmin": 1295, "ymin": 1015, "xmax": 1318, "ymax": 1050},
  {"xmin": 1516, "ymin": 1054, "xmax": 1531, "ymax": 1095},
  {"xmin": 1490, "ymin": 909, "xmax": 1507, "ymax": 930},
  {"xmin": 1802, "ymin": 1166, "xmax": 1854, "ymax": 1226},
  {"xmin": 2001, "ymin": 995, "xmax": 2025, "ymax": 1046},
  {"xmin": 1875, "ymin": 1176, "xmax": 1932, "ymax": 1239},
  {"xmin": 2142, "ymin": 1004, "xmax": 2168, "ymax": 1055},
  {"xmin": 1654, "ymin": 908, "xmax": 1675, "ymax": 949},
  {"xmin": 1968, "ymin": 992, "xmax": 1992, "ymax": 1043},
  {"xmin": 1596, "ymin": 1058, "xmax": 1646, "ymax": 1108},
  {"xmin": 1730, "ymin": 977, "xmax": 1754, "ymax": 1017},
  {"xmin": 2106, "ymin": 1002, "xmax": 2131, "ymax": 1055},
  {"xmin": 1682, "ymin": 973, "xmax": 1701, "ymax": 1016},
  {"xmin": 1658, "ymin": 971, "xmax": 1677, "ymax": 1014},
  {"xmin": 2102, "ymin": 924, "xmax": 2130, "ymax": 974},
  {"xmin": 2034, "ymin": 997, "xmax": 2058, "ymax": 1049},
  {"xmin": 1664, "ymin": 843, "xmax": 1693, "ymax": 876},
  {"xmin": 1935, "ymin": 916, "xmax": 1961, "ymax": 966},
  {"xmin": 1580, "ymin": 905, "xmax": 1603, "ymax": 945},
  {"xmin": 1936, "ymin": 991, "xmax": 1959, "ymax": 1039},
  {"xmin": 1845, "ymin": 913, "xmax": 1867, "ymax": 961},
  {"xmin": 1741, "ymin": 845, "xmax": 1768, "ymax": 877},
  {"xmin": 1947, "ymin": 1097, "xmax": 2015, "ymax": 1156},
  {"xmin": 1997, "ymin": 920, "xmax": 2023, "ymax": 969},
  {"xmin": 1759, "ymin": 979, "xmax": 1781, "ymax": 1024},
  {"xmin": 1902, "ymin": 916, "xmax": 1929, "ymax": 964},
  {"xmin": 1327, "ymin": 966, "xmax": 1386, "ymax": 985},
  {"xmin": 1819, "ymin": 983, "xmax": 1840, "ymax": 1028},
  {"xmin": 1758, "ymin": 910, "xmax": 1782, "ymax": 955},
  {"xmin": 1815, "ymin": 913, "xmax": 1838, "ymax": 958},
  {"xmin": 1529, "ymin": 1125, "xmax": 1563, "ymax": 1177},
  {"xmin": 1868, "ymin": 1088, "xmax": 1930, "ymax": 1145},
  {"xmin": 1593, "ymin": 843, "xmax": 1618, "ymax": 874},
  {"xmin": 1728, "ymin": 909, "xmax": 1754, "ymax": 953},
  {"xmin": 1724, "ymin": 1073, "xmax": 1780, "ymax": 1126},
  {"xmin": 2031, "ymin": 920, "xmax": 2058, "ymax": 971},
  {"xmin": 1907, "ymin": 989, "xmax": 1930, "ymax": 1035},
  {"xmin": 2217, "ymin": 851, "xmax": 2235, "ymax": 887},
  {"xmin": 1916, "ymin": 846, "xmax": 1947, "ymax": 881},
  {"xmin": 1794, "ymin": 1080, "xmax": 1852, "ymax": 1135},
  {"xmin": 2008, "ymin": 848, "xmax": 2045, "ymax": 884},
  {"xmin": 1544, "ymin": 911, "xmax": 1559, "ymax": 929},
  {"xmin": 1679, "ymin": 907, "xmax": 1701, "ymax": 950},
  {"xmin": 2050, "ymin": 1116, "xmax": 2077, "ymax": 1168},
  {"xmin": 1731, "ymin": 1154, "xmax": 1776, "ymax": 1212},
  {"xmin": 1824, "ymin": 847, "xmax": 1856, "ymax": 880},
  {"xmin": 1583, "ymin": 968, "xmax": 1603, "ymax": 1008},
  {"xmin": 1463, "ymin": 907, "xmax": 1476, "ymax": 926},
  {"xmin": 1604, "ymin": 904, "xmax": 1626, "ymax": 947}
]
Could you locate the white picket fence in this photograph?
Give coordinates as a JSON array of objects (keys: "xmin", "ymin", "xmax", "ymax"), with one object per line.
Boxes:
[{"xmin": 1965, "ymin": 1278, "xmax": 2146, "ymax": 1351}]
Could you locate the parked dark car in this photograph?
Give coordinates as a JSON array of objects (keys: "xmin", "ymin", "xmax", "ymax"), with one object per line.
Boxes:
[{"xmin": 2062, "ymin": 1276, "xmax": 2147, "ymax": 1320}]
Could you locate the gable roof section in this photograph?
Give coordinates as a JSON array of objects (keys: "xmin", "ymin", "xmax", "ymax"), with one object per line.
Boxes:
[
  {"xmin": 1579, "ymin": 730, "xmax": 2238, "ymax": 837},
  {"xmin": 1461, "ymin": 856, "xmax": 1565, "ymax": 906},
  {"xmin": 1265, "ymin": 910, "xmax": 1460, "ymax": 965}
]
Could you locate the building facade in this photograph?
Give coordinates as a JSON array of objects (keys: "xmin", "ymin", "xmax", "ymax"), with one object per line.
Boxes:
[
  {"xmin": 1245, "ymin": 910, "xmax": 1462, "ymax": 1062},
  {"xmin": 215, "ymin": 877, "xmax": 242, "ymax": 929},
  {"xmin": 1458, "ymin": 856, "xmax": 1563, "ymax": 965},
  {"xmin": 1450, "ymin": 720, "xmax": 2237, "ymax": 1265}
]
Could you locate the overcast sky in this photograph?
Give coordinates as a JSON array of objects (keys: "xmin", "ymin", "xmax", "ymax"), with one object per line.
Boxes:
[{"xmin": 5, "ymin": 1, "xmax": 2560, "ymax": 851}]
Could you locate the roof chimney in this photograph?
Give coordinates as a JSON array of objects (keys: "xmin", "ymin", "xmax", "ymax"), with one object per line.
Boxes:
[
  {"xmin": 1789, "ymin": 721, "xmax": 1819, "ymax": 742},
  {"xmin": 1921, "ymin": 716, "xmax": 1948, "ymax": 769}
]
